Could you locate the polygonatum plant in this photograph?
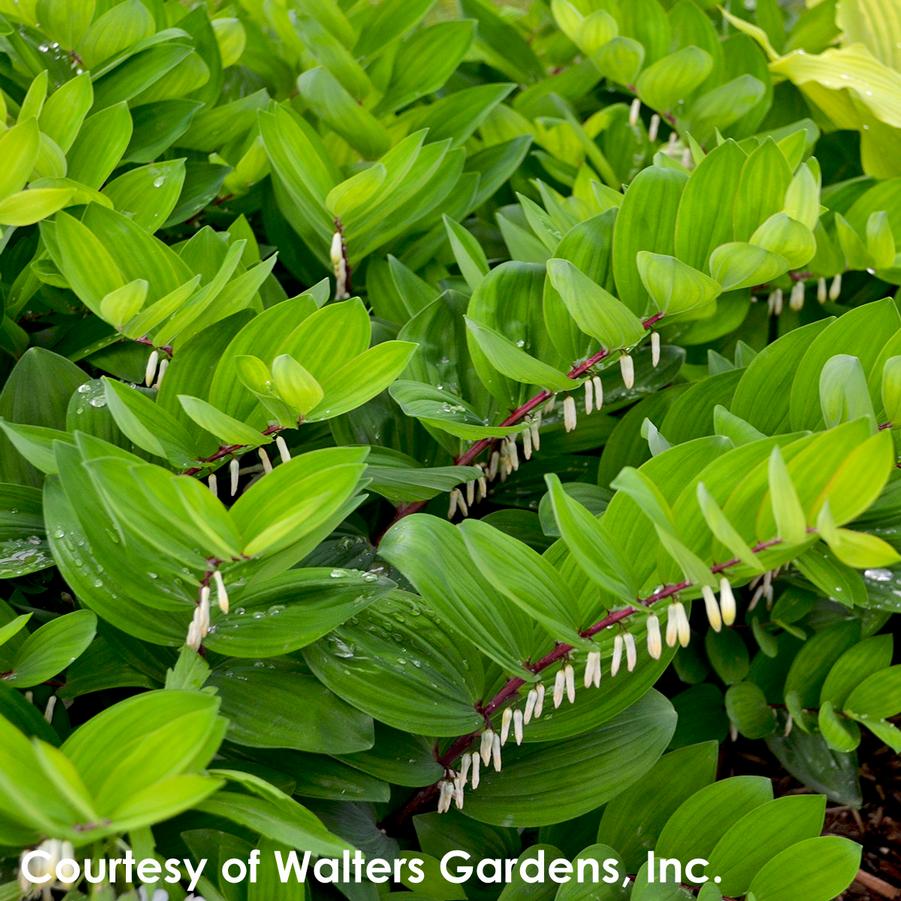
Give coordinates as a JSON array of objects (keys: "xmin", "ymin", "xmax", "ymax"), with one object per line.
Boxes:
[{"xmin": 0, "ymin": 1, "xmax": 899, "ymax": 900}]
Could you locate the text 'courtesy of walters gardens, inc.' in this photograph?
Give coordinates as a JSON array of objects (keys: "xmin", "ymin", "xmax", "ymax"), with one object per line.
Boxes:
[{"xmin": 19, "ymin": 848, "xmax": 726, "ymax": 893}]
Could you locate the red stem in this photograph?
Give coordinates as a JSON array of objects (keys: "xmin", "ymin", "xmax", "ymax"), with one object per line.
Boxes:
[
  {"xmin": 387, "ymin": 314, "xmax": 665, "ymax": 526},
  {"xmin": 183, "ymin": 424, "xmax": 284, "ymax": 477},
  {"xmin": 385, "ymin": 535, "xmax": 784, "ymax": 826}
]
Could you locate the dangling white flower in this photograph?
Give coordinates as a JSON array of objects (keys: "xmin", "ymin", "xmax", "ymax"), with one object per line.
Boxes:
[
  {"xmin": 500, "ymin": 707, "xmax": 513, "ymax": 745},
  {"xmin": 470, "ymin": 751, "xmax": 481, "ymax": 789},
  {"xmin": 563, "ymin": 395, "xmax": 578, "ymax": 432},
  {"xmin": 448, "ymin": 488, "xmax": 462, "ymax": 519},
  {"xmin": 478, "ymin": 473, "xmax": 488, "ymax": 500},
  {"xmin": 513, "ymin": 708, "xmax": 524, "ymax": 745},
  {"xmin": 229, "ymin": 457, "xmax": 240, "ymax": 496},
  {"xmin": 458, "ymin": 753, "xmax": 471, "ymax": 788},
  {"xmin": 466, "ymin": 480, "xmax": 476, "ymax": 507},
  {"xmin": 564, "ymin": 663, "xmax": 576, "ymax": 703},
  {"xmin": 629, "ymin": 97, "xmax": 641, "ymax": 127},
  {"xmin": 480, "ymin": 729, "xmax": 494, "ymax": 766},
  {"xmin": 523, "ymin": 688, "xmax": 538, "ymax": 724},
  {"xmin": 817, "ymin": 277, "xmax": 827, "ymax": 304},
  {"xmin": 492, "ymin": 732, "xmax": 502, "ymax": 772},
  {"xmin": 534, "ymin": 682, "xmax": 545, "ymax": 718},
  {"xmin": 506, "ymin": 436, "xmax": 520, "ymax": 471},
  {"xmin": 19, "ymin": 840, "xmax": 77, "ymax": 896},
  {"xmin": 784, "ymin": 713, "xmax": 794, "ymax": 737},
  {"xmin": 592, "ymin": 375, "xmax": 603, "ymax": 411},
  {"xmin": 611, "ymin": 634, "xmax": 624, "ymax": 676},
  {"xmin": 584, "ymin": 650, "xmax": 601, "ymax": 688},
  {"xmin": 681, "ymin": 147, "xmax": 692, "ymax": 169},
  {"xmin": 719, "ymin": 577, "xmax": 736, "ymax": 626},
  {"xmin": 154, "ymin": 357, "xmax": 168, "ymax": 388},
  {"xmin": 438, "ymin": 779, "xmax": 453, "ymax": 814},
  {"xmin": 665, "ymin": 604, "xmax": 679, "ymax": 648},
  {"xmin": 675, "ymin": 602, "xmax": 691, "ymax": 647},
  {"xmin": 624, "ymin": 633, "xmax": 637, "ymax": 672},
  {"xmin": 584, "ymin": 378, "xmax": 594, "ymax": 415},
  {"xmin": 213, "ymin": 570, "xmax": 229, "ymax": 614},
  {"xmin": 553, "ymin": 668, "xmax": 566, "ymax": 708},
  {"xmin": 454, "ymin": 779, "xmax": 465, "ymax": 810},
  {"xmin": 530, "ymin": 415, "xmax": 541, "ymax": 452},
  {"xmin": 186, "ymin": 618, "xmax": 202, "ymax": 652},
  {"xmin": 701, "ymin": 584, "xmax": 721, "ymax": 632},
  {"xmin": 208, "ymin": 473, "xmax": 218, "ymax": 496},
  {"xmin": 544, "ymin": 395, "xmax": 557, "ymax": 415},
  {"xmin": 829, "ymin": 273, "xmax": 842, "ymax": 301},
  {"xmin": 789, "ymin": 280, "xmax": 805, "ymax": 311},
  {"xmin": 620, "ymin": 354, "xmax": 635, "ymax": 389},
  {"xmin": 258, "ymin": 446, "xmax": 273, "ymax": 475},
  {"xmin": 275, "ymin": 435, "xmax": 291, "ymax": 464},
  {"xmin": 648, "ymin": 113, "xmax": 660, "ymax": 142},
  {"xmin": 144, "ymin": 349, "xmax": 159, "ymax": 387},
  {"xmin": 488, "ymin": 450, "xmax": 500, "ymax": 480},
  {"xmin": 768, "ymin": 288, "xmax": 783, "ymax": 316},
  {"xmin": 651, "ymin": 332, "xmax": 661, "ymax": 367},
  {"xmin": 331, "ymin": 231, "xmax": 350, "ymax": 300},
  {"xmin": 522, "ymin": 424, "xmax": 533, "ymax": 460},
  {"xmin": 647, "ymin": 614, "xmax": 662, "ymax": 659}
]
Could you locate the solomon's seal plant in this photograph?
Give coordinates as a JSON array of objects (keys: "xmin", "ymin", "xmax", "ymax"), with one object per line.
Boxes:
[{"xmin": 0, "ymin": 0, "xmax": 899, "ymax": 899}]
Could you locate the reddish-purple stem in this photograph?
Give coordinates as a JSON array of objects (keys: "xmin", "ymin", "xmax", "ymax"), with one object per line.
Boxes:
[{"xmin": 183, "ymin": 424, "xmax": 284, "ymax": 477}]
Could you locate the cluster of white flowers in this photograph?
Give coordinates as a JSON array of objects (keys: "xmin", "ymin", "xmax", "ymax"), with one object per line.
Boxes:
[
  {"xmin": 749, "ymin": 567, "xmax": 779, "ymax": 610},
  {"xmin": 628, "ymin": 98, "xmax": 660, "ymax": 142},
  {"xmin": 761, "ymin": 273, "xmax": 841, "ymax": 317},
  {"xmin": 144, "ymin": 349, "xmax": 168, "ymax": 390},
  {"xmin": 186, "ymin": 570, "xmax": 229, "ymax": 651},
  {"xmin": 19, "ymin": 840, "xmax": 76, "ymax": 899}
]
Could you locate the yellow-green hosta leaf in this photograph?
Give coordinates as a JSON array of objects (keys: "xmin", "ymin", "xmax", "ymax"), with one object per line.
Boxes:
[
  {"xmin": 750, "ymin": 213, "xmax": 817, "ymax": 270},
  {"xmin": 99, "ymin": 280, "xmax": 148, "ymax": 331},
  {"xmin": 768, "ymin": 447, "xmax": 807, "ymax": 545},
  {"xmin": 866, "ymin": 210, "xmax": 896, "ymax": 268},
  {"xmin": 783, "ymin": 162, "xmax": 821, "ymax": 231},
  {"xmin": 709, "ymin": 242, "xmax": 789, "ymax": 291},
  {"xmin": 836, "ymin": 0, "xmax": 901, "ymax": 70},
  {"xmin": 635, "ymin": 252, "xmax": 721, "ymax": 320},
  {"xmin": 0, "ymin": 188, "xmax": 75, "ymax": 226},
  {"xmin": 212, "ymin": 17, "xmax": 246, "ymax": 67},
  {"xmin": 636, "ymin": 46, "xmax": 713, "ymax": 113},
  {"xmin": 593, "ymin": 36, "xmax": 644, "ymax": 85},
  {"xmin": 882, "ymin": 355, "xmax": 901, "ymax": 422},
  {"xmin": 271, "ymin": 354, "xmax": 325, "ymax": 416},
  {"xmin": 326, "ymin": 164, "xmax": 387, "ymax": 220}
]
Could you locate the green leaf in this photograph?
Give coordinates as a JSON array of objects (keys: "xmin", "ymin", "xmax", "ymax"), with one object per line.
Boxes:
[
  {"xmin": 0, "ymin": 119, "xmax": 39, "ymax": 200},
  {"xmin": 819, "ymin": 354, "xmax": 877, "ymax": 429},
  {"xmin": 99, "ymin": 279, "xmax": 148, "ymax": 330},
  {"xmin": 635, "ymin": 252, "xmax": 721, "ymax": 320},
  {"xmin": 818, "ymin": 701, "xmax": 861, "ymax": 752},
  {"xmin": 444, "ymin": 215, "xmax": 489, "ymax": 291},
  {"xmin": 845, "ymin": 666, "xmax": 901, "ymax": 719},
  {"xmin": 636, "ymin": 46, "xmax": 713, "ymax": 112},
  {"xmin": 546, "ymin": 259, "xmax": 647, "ymax": 348},
  {"xmin": 271, "ymin": 354, "xmax": 324, "ymax": 417},
  {"xmin": 724, "ymin": 682, "xmax": 776, "ymax": 739},
  {"xmin": 708, "ymin": 242, "xmax": 789, "ymax": 291},
  {"xmin": 0, "ymin": 188, "xmax": 75, "ymax": 226},
  {"xmin": 4, "ymin": 611, "xmax": 96, "ymax": 688},
  {"xmin": 747, "ymin": 836, "xmax": 861, "ymax": 901},
  {"xmin": 767, "ymin": 447, "xmax": 807, "ymax": 545},
  {"xmin": 178, "ymin": 395, "xmax": 267, "ymax": 446}
]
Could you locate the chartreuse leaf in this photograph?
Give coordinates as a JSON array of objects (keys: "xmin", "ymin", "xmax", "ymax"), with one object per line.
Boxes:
[
  {"xmin": 231, "ymin": 447, "xmax": 369, "ymax": 556},
  {"xmin": 819, "ymin": 355, "xmax": 877, "ymax": 429},
  {"xmin": 767, "ymin": 447, "xmax": 807, "ymax": 545},
  {"xmin": 444, "ymin": 215, "xmax": 489, "ymax": 290},
  {"xmin": 0, "ymin": 119, "xmax": 39, "ymax": 199},
  {"xmin": 696, "ymin": 483, "xmax": 765, "ymax": 572},
  {"xmin": 636, "ymin": 46, "xmax": 713, "ymax": 112},
  {"xmin": 708, "ymin": 242, "xmax": 789, "ymax": 291},
  {"xmin": 747, "ymin": 836, "xmax": 861, "ymax": 901},
  {"xmin": 882, "ymin": 355, "xmax": 901, "ymax": 422},
  {"xmin": 546, "ymin": 259, "xmax": 646, "ymax": 348},
  {"xmin": 271, "ymin": 354, "xmax": 324, "ymax": 416},
  {"xmin": 0, "ymin": 614, "xmax": 31, "ymax": 648},
  {"xmin": 636, "ymin": 253, "xmax": 721, "ymax": 320},
  {"xmin": 845, "ymin": 666, "xmax": 901, "ymax": 720},
  {"xmin": 463, "ymin": 691, "xmax": 676, "ymax": 827},
  {"xmin": 99, "ymin": 279, "xmax": 148, "ymax": 330},
  {"xmin": 0, "ymin": 188, "xmax": 75, "ymax": 226},
  {"xmin": 178, "ymin": 395, "xmax": 269, "ymax": 446},
  {"xmin": 750, "ymin": 213, "xmax": 817, "ymax": 269}
]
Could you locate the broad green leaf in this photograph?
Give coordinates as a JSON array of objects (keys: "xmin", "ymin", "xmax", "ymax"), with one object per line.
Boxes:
[
  {"xmin": 635, "ymin": 253, "xmax": 720, "ymax": 320},
  {"xmin": 708, "ymin": 242, "xmax": 789, "ymax": 291},
  {"xmin": 3, "ymin": 611, "xmax": 96, "ymax": 688},
  {"xmin": 636, "ymin": 46, "xmax": 713, "ymax": 113},
  {"xmin": 0, "ymin": 188, "xmax": 75, "ymax": 226},
  {"xmin": 747, "ymin": 836, "xmax": 861, "ymax": 901}
]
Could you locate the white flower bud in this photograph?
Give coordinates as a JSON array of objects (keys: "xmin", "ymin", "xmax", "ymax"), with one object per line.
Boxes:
[
  {"xmin": 478, "ymin": 474, "xmax": 488, "ymax": 500},
  {"xmin": 507, "ymin": 436, "xmax": 519, "ymax": 471},
  {"xmin": 229, "ymin": 457, "xmax": 240, "ymax": 496},
  {"xmin": 563, "ymin": 395, "xmax": 578, "ymax": 432},
  {"xmin": 523, "ymin": 689, "xmax": 537, "ymax": 724},
  {"xmin": 564, "ymin": 663, "xmax": 576, "ymax": 703},
  {"xmin": 448, "ymin": 488, "xmax": 460, "ymax": 519},
  {"xmin": 611, "ymin": 634, "xmax": 623, "ymax": 676},
  {"xmin": 553, "ymin": 668, "xmax": 566, "ymax": 708},
  {"xmin": 648, "ymin": 113, "xmax": 660, "ymax": 142},
  {"xmin": 454, "ymin": 781, "xmax": 465, "ymax": 809},
  {"xmin": 584, "ymin": 650, "xmax": 601, "ymax": 688},
  {"xmin": 438, "ymin": 779, "xmax": 453, "ymax": 814},
  {"xmin": 592, "ymin": 375, "xmax": 603, "ymax": 410},
  {"xmin": 584, "ymin": 378, "xmax": 594, "ymax": 414},
  {"xmin": 719, "ymin": 577, "xmax": 736, "ymax": 626},
  {"xmin": 624, "ymin": 633, "xmax": 637, "ymax": 672},
  {"xmin": 829, "ymin": 273, "xmax": 842, "ymax": 301},
  {"xmin": 817, "ymin": 276, "xmax": 827, "ymax": 304},
  {"xmin": 665, "ymin": 605, "xmax": 679, "ymax": 648},
  {"xmin": 208, "ymin": 473, "xmax": 218, "ymax": 496},
  {"xmin": 647, "ymin": 614, "xmax": 662, "ymax": 659},
  {"xmin": 702, "ymin": 584, "xmax": 721, "ymax": 632},
  {"xmin": 144, "ymin": 349, "xmax": 159, "ymax": 387},
  {"xmin": 155, "ymin": 357, "xmax": 168, "ymax": 388},
  {"xmin": 522, "ymin": 424, "xmax": 533, "ymax": 460},
  {"xmin": 651, "ymin": 332, "xmax": 661, "ymax": 367},
  {"xmin": 675, "ymin": 602, "xmax": 691, "ymax": 647},
  {"xmin": 789, "ymin": 280, "xmax": 805, "ymax": 311},
  {"xmin": 470, "ymin": 751, "xmax": 481, "ymax": 789},
  {"xmin": 500, "ymin": 707, "xmax": 513, "ymax": 745},
  {"xmin": 629, "ymin": 97, "xmax": 641, "ymax": 127},
  {"xmin": 513, "ymin": 708, "xmax": 524, "ymax": 745},
  {"xmin": 620, "ymin": 354, "xmax": 634, "ymax": 389},
  {"xmin": 488, "ymin": 450, "xmax": 500, "ymax": 480},
  {"xmin": 492, "ymin": 732, "xmax": 502, "ymax": 772},
  {"xmin": 213, "ymin": 569, "xmax": 229, "ymax": 614},
  {"xmin": 534, "ymin": 682, "xmax": 545, "ymax": 718},
  {"xmin": 530, "ymin": 416, "xmax": 541, "ymax": 452},
  {"xmin": 275, "ymin": 434, "xmax": 291, "ymax": 463},
  {"xmin": 466, "ymin": 479, "xmax": 476, "ymax": 507},
  {"xmin": 258, "ymin": 446, "xmax": 273, "ymax": 475},
  {"xmin": 480, "ymin": 729, "xmax": 493, "ymax": 765}
]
